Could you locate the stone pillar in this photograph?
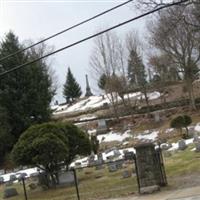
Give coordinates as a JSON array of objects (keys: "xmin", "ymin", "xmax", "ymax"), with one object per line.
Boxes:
[{"xmin": 134, "ymin": 143, "xmax": 167, "ymax": 194}]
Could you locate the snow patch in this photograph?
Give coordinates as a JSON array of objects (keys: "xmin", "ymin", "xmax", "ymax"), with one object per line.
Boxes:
[
  {"xmin": 0, "ymin": 167, "xmax": 39, "ymax": 182},
  {"xmin": 97, "ymin": 131, "xmax": 132, "ymax": 143},
  {"xmin": 168, "ymin": 138, "xmax": 194, "ymax": 151},
  {"xmin": 135, "ymin": 131, "xmax": 159, "ymax": 141},
  {"xmin": 165, "ymin": 128, "xmax": 174, "ymax": 133},
  {"xmin": 88, "ymin": 129, "xmax": 97, "ymax": 135},
  {"xmin": 79, "ymin": 115, "xmax": 97, "ymax": 121},
  {"xmin": 195, "ymin": 123, "xmax": 200, "ymax": 132},
  {"xmin": 53, "ymin": 91, "xmax": 161, "ymax": 115}
]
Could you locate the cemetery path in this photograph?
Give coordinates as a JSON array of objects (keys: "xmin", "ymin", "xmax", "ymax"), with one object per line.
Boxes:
[{"xmin": 105, "ymin": 185, "xmax": 200, "ymax": 200}]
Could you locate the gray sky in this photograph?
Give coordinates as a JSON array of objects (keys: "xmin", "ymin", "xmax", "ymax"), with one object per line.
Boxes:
[{"xmin": 0, "ymin": 0, "xmax": 145, "ymax": 103}]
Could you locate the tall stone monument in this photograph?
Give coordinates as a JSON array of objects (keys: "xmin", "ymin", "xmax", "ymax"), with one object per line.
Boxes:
[
  {"xmin": 134, "ymin": 143, "xmax": 167, "ymax": 194},
  {"xmin": 85, "ymin": 74, "xmax": 93, "ymax": 97}
]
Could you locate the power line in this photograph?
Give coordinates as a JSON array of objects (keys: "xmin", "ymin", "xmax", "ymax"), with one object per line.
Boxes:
[
  {"xmin": 0, "ymin": 0, "xmax": 133, "ymax": 63},
  {"xmin": 0, "ymin": 0, "xmax": 189, "ymax": 77}
]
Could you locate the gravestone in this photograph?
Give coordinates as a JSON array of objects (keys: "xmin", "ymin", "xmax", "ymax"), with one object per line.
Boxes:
[
  {"xmin": 160, "ymin": 143, "xmax": 172, "ymax": 151},
  {"xmin": 193, "ymin": 133, "xmax": 200, "ymax": 142},
  {"xmin": 195, "ymin": 141, "xmax": 200, "ymax": 152},
  {"xmin": 88, "ymin": 153, "xmax": 96, "ymax": 166},
  {"xmin": 124, "ymin": 151, "xmax": 135, "ymax": 160},
  {"xmin": 113, "ymin": 149, "xmax": 121, "ymax": 157},
  {"xmin": 115, "ymin": 160, "xmax": 123, "ymax": 169},
  {"xmin": 97, "ymin": 119, "xmax": 108, "ymax": 134},
  {"xmin": 75, "ymin": 162, "xmax": 81, "ymax": 168},
  {"xmin": 188, "ymin": 127, "xmax": 195, "ymax": 138},
  {"xmin": 178, "ymin": 140, "xmax": 187, "ymax": 150},
  {"xmin": 0, "ymin": 176, "xmax": 4, "ymax": 184},
  {"xmin": 3, "ymin": 188, "xmax": 18, "ymax": 198},
  {"xmin": 108, "ymin": 163, "xmax": 117, "ymax": 172},
  {"xmin": 154, "ymin": 111, "xmax": 160, "ymax": 122},
  {"xmin": 9, "ymin": 174, "xmax": 17, "ymax": 182},
  {"xmin": 122, "ymin": 170, "xmax": 132, "ymax": 178},
  {"xmin": 38, "ymin": 172, "xmax": 50, "ymax": 187},
  {"xmin": 58, "ymin": 171, "xmax": 75, "ymax": 186},
  {"xmin": 97, "ymin": 152, "xmax": 104, "ymax": 164}
]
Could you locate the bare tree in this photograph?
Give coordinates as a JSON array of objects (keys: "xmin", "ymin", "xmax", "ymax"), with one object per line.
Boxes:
[
  {"xmin": 148, "ymin": 53, "xmax": 180, "ymax": 82},
  {"xmin": 149, "ymin": 5, "xmax": 200, "ymax": 109},
  {"xmin": 90, "ymin": 31, "xmax": 125, "ymax": 119},
  {"xmin": 135, "ymin": 0, "xmax": 193, "ymax": 10}
]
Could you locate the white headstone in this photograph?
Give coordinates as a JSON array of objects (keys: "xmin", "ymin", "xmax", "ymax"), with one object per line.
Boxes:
[
  {"xmin": 98, "ymin": 119, "xmax": 106, "ymax": 129},
  {"xmin": 154, "ymin": 112, "xmax": 160, "ymax": 122}
]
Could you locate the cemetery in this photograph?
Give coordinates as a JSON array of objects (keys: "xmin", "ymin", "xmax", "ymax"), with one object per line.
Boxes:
[
  {"xmin": 0, "ymin": 1, "xmax": 200, "ymax": 199},
  {"xmin": 1, "ymin": 115, "xmax": 200, "ymax": 199}
]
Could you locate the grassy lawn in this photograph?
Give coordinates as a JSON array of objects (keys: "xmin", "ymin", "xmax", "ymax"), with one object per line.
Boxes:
[
  {"xmin": 0, "ymin": 164, "xmax": 137, "ymax": 200},
  {"xmin": 1, "ymin": 147, "xmax": 200, "ymax": 200},
  {"xmin": 165, "ymin": 145, "xmax": 200, "ymax": 177}
]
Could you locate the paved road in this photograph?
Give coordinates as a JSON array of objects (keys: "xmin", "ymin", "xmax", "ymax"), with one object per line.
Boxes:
[
  {"xmin": 105, "ymin": 186, "xmax": 200, "ymax": 200},
  {"xmin": 169, "ymin": 195, "xmax": 200, "ymax": 200}
]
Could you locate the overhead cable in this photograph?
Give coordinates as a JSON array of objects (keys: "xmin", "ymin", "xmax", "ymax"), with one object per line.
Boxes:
[
  {"xmin": 0, "ymin": 0, "xmax": 189, "ymax": 77},
  {"xmin": 0, "ymin": 0, "xmax": 133, "ymax": 62}
]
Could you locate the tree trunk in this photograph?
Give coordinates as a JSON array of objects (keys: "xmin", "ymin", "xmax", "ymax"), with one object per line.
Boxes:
[
  {"xmin": 50, "ymin": 173, "xmax": 57, "ymax": 188},
  {"xmin": 186, "ymin": 79, "xmax": 196, "ymax": 110},
  {"xmin": 109, "ymin": 92, "xmax": 119, "ymax": 121},
  {"xmin": 127, "ymin": 93, "xmax": 135, "ymax": 123},
  {"xmin": 143, "ymin": 86, "xmax": 150, "ymax": 114},
  {"xmin": 185, "ymin": 126, "xmax": 189, "ymax": 138},
  {"xmin": 179, "ymin": 128, "xmax": 182, "ymax": 136}
]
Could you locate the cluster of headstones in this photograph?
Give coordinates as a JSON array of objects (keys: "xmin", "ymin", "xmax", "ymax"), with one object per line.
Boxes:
[
  {"xmin": 160, "ymin": 133, "xmax": 200, "ymax": 152},
  {"xmin": 177, "ymin": 136, "xmax": 200, "ymax": 152},
  {"xmin": 87, "ymin": 150, "xmax": 135, "ymax": 179}
]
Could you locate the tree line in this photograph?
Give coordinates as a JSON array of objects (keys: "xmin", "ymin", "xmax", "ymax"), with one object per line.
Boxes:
[{"xmin": 90, "ymin": 1, "xmax": 200, "ymax": 119}]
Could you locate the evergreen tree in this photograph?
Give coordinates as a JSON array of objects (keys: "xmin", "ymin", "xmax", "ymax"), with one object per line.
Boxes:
[
  {"xmin": 98, "ymin": 73, "xmax": 107, "ymax": 90},
  {"xmin": 0, "ymin": 31, "xmax": 55, "ymax": 141},
  {"xmin": 0, "ymin": 106, "xmax": 14, "ymax": 167},
  {"xmin": 127, "ymin": 49, "xmax": 150, "ymax": 111},
  {"xmin": 63, "ymin": 67, "xmax": 82, "ymax": 103},
  {"xmin": 127, "ymin": 49, "xmax": 146, "ymax": 88},
  {"xmin": 170, "ymin": 115, "xmax": 192, "ymax": 139}
]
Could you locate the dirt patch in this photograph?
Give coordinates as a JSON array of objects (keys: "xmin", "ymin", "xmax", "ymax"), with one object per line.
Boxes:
[{"xmin": 168, "ymin": 173, "xmax": 200, "ymax": 190}]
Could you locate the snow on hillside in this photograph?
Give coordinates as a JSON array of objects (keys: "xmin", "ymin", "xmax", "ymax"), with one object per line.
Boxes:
[
  {"xmin": 0, "ymin": 167, "xmax": 39, "ymax": 182},
  {"xmin": 97, "ymin": 130, "xmax": 132, "ymax": 143},
  {"xmin": 53, "ymin": 91, "xmax": 161, "ymax": 115},
  {"xmin": 135, "ymin": 131, "xmax": 159, "ymax": 141},
  {"xmin": 79, "ymin": 115, "xmax": 97, "ymax": 121}
]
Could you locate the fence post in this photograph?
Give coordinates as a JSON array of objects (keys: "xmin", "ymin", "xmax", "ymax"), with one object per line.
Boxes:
[
  {"xmin": 72, "ymin": 168, "xmax": 80, "ymax": 200},
  {"xmin": 22, "ymin": 177, "xmax": 28, "ymax": 200}
]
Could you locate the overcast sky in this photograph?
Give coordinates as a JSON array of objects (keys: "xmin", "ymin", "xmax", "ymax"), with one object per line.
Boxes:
[{"xmin": 0, "ymin": 0, "xmax": 146, "ymax": 103}]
